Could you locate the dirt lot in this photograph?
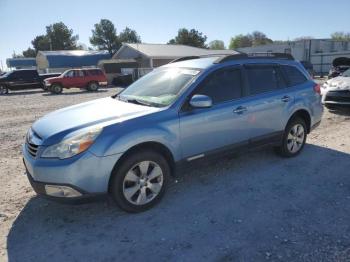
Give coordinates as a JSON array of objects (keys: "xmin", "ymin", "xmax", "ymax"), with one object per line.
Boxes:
[{"xmin": 0, "ymin": 88, "xmax": 350, "ymax": 262}]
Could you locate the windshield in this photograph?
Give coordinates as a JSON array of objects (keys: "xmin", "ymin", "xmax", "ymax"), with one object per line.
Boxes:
[
  {"xmin": 118, "ymin": 68, "xmax": 199, "ymax": 107},
  {"xmin": 62, "ymin": 70, "xmax": 74, "ymax": 77},
  {"xmin": 1, "ymin": 71, "xmax": 12, "ymax": 77},
  {"xmin": 342, "ymin": 68, "xmax": 350, "ymax": 77}
]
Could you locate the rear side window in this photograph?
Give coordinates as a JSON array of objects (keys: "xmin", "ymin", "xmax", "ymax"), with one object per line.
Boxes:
[
  {"xmin": 196, "ymin": 68, "xmax": 243, "ymax": 104},
  {"xmin": 20, "ymin": 70, "xmax": 37, "ymax": 79},
  {"xmin": 245, "ymin": 65, "xmax": 286, "ymax": 95},
  {"xmin": 282, "ymin": 65, "xmax": 308, "ymax": 86},
  {"xmin": 87, "ymin": 69, "xmax": 102, "ymax": 76}
]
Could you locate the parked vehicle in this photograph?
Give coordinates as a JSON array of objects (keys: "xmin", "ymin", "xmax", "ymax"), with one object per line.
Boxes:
[
  {"xmin": 322, "ymin": 68, "xmax": 350, "ymax": 108},
  {"xmin": 300, "ymin": 60, "xmax": 314, "ymax": 78},
  {"xmin": 328, "ymin": 57, "xmax": 350, "ymax": 79},
  {"xmin": 44, "ymin": 68, "xmax": 108, "ymax": 94},
  {"xmin": 0, "ymin": 69, "xmax": 60, "ymax": 95},
  {"xmin": 23, "ymin": 53, "xmax": 323, "ymax": 212}
]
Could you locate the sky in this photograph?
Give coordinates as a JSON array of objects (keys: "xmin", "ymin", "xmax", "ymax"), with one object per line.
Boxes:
[{"xmin": 1, "ymin": 0, "xmax": 350, "ymax": 70}]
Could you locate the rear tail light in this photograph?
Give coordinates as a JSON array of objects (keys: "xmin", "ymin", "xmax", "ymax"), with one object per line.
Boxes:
[{"xmin": 313, "ymin": 83, "xmax": 321, "ymax": 94}]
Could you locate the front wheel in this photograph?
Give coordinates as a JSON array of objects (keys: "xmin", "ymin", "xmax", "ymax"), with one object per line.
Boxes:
[
  {"xmin": 0, "ymin": 84, "xmax": 9, "ymax": 95},
  {"xmin": 110, "ymin": 150, "xmax": 170, "ymax": 213},
  {"xmin": 275, "ymin": 117, "xmax": 307, "ymax": 157},
  {"xmin": 50, "ymin": 83, "xmax": 63, "ymax": 94}
]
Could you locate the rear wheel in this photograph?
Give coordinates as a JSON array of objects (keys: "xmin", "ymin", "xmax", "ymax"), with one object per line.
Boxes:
[
  {"xmin": 110, "ymin": 150, "xmax": 170, "ymax": 213},
  {"xmin": 275, "ymin": 117, "xmax": 307, "ymax": 157},
  {"xmin": 87, "ymin": 82, "xmax": 99, "ymax": 92},
  {"xmin": 0, "ymin": 85, "xmax": 8, "ymax": 95},
  {"xmin": 50, "ymin": 83, "xmax": 63, "ymax": 94}
]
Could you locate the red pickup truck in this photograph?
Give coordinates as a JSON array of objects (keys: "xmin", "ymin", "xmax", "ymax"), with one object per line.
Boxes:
[{"xmin": 44, "ymin": 68, "xmax": 108, "ymax": 94}]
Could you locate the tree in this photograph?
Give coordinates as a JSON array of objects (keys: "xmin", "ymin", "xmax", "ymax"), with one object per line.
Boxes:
[
  {"xmin": 12, "ymin": 52, "xmax": 23, "ymax": 58},
  {"xmin": 168, "ymin": 28, "xmax": 207, "ymax": 48},
  {"xmin": 229, "ymin": 34, "xmax": 252, "ymax": 49},
  {"xmin": 45, "ymin": 22, "xmax": 79, "ymax": 50},
  {"xmin": 90, "ymin": 19, "xmax": 120, "ymax": 55},
  {"xmin": 32, "ymin": 35, "xmax": 50, "ymax": 51},
  {"xmin": 209, "ymin": 40, "xmax": 225, "ymax": 50},
  {"xmin": 119, "ymin": 27, "xmax": 141, "ymax": 45},
  {"xmin": 331, "ymin": 32, "xmax": 350, "ymax": 40},
  {"xmin": 251, "ymin": 31, "xmax": 273, "ymax": 46},
  {"xmin": 22, "ymin": 47, "xmax": 36, "ymax": 57},
  {"xmin": 229, "ymin": 31, "xmax": 272, "ymax": 49},
  {"xmin": 30, "ymin": 22, "xmax": 78, "ymax": 52}
]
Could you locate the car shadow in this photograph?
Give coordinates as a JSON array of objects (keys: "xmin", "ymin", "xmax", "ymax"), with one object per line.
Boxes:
[
  {"xmin": 5, "ymin": 89, "xmax": 44, "ymax": 96},
  {"xmin": 6, "ymin": 144, "xmax": 350, "ymax": 261}
]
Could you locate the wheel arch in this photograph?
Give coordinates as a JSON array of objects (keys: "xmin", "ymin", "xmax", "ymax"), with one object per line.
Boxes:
[
  {"xmin": 288, "ymin": 109, "xmax": 311, "ymax": 133},
  {"xmin": 107, "ymin": 141, "xmax": 176, "ymax": 193}
]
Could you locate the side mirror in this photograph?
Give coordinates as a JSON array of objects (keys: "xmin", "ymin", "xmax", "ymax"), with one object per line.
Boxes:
[{"xmin": 189, "ymin": 94, "xmax": 212, "ymax": 108}]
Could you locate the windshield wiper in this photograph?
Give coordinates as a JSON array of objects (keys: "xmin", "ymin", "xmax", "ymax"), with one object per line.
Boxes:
[{"xmin": 116, "ymin": 95, "xmax": 151, "ymax": 106}]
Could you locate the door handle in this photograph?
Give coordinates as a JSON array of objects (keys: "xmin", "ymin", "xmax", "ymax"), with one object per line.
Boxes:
[
  {"xmin": 233, "ymin": 106, "xmax": 247, "ymax": 114},
  {"xmin": 281, "ymin": 95, "xmax": 291, "ymax": 102}
]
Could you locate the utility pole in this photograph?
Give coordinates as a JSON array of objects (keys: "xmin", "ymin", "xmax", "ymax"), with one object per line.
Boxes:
[{"xmin": 49, "ymin": 38, "xmax": 52, "ymax": 51}]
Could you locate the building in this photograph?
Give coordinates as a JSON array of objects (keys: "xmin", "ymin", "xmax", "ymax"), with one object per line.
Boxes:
[
  {"xmin": 36, "ymin": 50, "xmax": 111, "ymax": 73},
  {"xmin": 238, "ymin": 39, "xmax": 350, "ymax": 75},
  {"xmin": 6, "ymin": 58, "xmax": 37, "ymax": 69},
  {"xmin": 113, "ymin": 43, "xmax": 236, "ymax": 77}
]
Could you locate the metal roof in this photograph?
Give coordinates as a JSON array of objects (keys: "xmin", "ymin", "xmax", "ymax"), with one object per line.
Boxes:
[
  {"xmin": 38, "ymin": 50, "xmax": 111, "ymax": 68},
  {"xmin": 115, "ymin": 43, "xmax": 237, "ymax": 59},
  {"xmin": 6, "ymin": 58, "xmax": 37, "ymax": 68}
]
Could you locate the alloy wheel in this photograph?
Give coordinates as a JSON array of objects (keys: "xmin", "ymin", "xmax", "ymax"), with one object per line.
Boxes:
[
  {"xmin": 287, "ymin": 124, "xmax": 305, "ymax": 153},
  {"xmin": 0, "ymin": 85, "xmax": 7, "ymax": 95},
  {"xmin": 122, "ymin": 161, "xmax": 164, "ymax": 205}
]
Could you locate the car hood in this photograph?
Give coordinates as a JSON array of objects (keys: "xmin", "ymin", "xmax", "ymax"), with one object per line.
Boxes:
[
  {"xmin": 324, "ymin": 76, "xmax": 350, "ymax": 91},
  {"xmin": 32, "ymin": 97, "xmax": 161, "ymax": 145},
  {"xmin": 45, "ymin": 76, "xmax": 62, "ymax": 82}
]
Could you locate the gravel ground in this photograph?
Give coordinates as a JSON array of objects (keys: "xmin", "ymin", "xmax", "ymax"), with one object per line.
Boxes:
[{"xmin": 0, "ymin": 88, "xmax": 349, "ymax": 262}]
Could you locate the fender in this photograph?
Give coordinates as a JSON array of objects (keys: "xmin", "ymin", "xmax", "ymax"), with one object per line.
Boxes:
[{"xmin": 89, "ymin": 116, "xmax": 181, "ymax": 161}]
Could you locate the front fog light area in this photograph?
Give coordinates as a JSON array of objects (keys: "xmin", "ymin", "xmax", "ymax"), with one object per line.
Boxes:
[{"xmin": 45, "ymin": 185, "xmax": 82, "ymax": 198}]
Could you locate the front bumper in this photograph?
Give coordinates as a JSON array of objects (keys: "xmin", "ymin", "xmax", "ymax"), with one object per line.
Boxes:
[
  {"xmin": 25, "ymin": 168, "xmax": 105, "ymax": 203},
  {"xmin": 22, "ymin": 143, "xmax": 122, "ymax": 200},
  {"xmin": 99, "ymin": 81, "xmax": 108, "ymax": 86},
  {"xmin": 322, "ymin": 90, "xmax": 350, "ymax": 105}
]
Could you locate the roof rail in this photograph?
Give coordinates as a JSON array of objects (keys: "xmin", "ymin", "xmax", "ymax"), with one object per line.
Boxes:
[
  {"xmin": 168, "ymin": 53, "xmax": 232, "ymax": 64},
  {"xmin": 168, "ymin": 56, "xmax": 201, "ymax": 64},
  {"xmin": 214, "ymin": 52, "xmax": 294, "ymax": 63}
]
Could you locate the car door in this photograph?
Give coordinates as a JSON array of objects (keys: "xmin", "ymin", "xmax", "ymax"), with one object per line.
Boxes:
[
  {"xmin": 21, "ymin": 70, "xmax": 41, "ymax": 88},
  {"xmin": 62, "ymin": 70, "xmax": 75, "ymax": 88},
  {"xmin": 179, "ymin": 66, "xmax": 251, "ymax": 160},
  {"xmin": 75, "ymin": 70, "xmax": 86, "ymax": 88},
  {"xmin": 241, "ymin": 64, "xmax": 293, "ymax": 143},
  {"xmin": 6, "ymin": 71, "xmax": 22, "ymax": 90}
]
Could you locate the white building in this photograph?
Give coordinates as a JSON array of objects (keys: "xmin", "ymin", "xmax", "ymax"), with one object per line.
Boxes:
[{"xmin": 238, "ymin": 39, "xmax": 350, "ymax": 75}]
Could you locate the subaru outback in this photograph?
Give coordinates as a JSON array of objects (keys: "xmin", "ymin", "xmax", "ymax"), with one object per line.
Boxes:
[{"xmin": 23, "ymin": 53, "xmax": 323, "ymax": 212}]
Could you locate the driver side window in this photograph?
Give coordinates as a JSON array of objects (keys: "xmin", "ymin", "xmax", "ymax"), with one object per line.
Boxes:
[
  {"xmin": 65, "ymin": 70, "xmax": 75, "ymax": 78},
  {"xmin": 195, "ymin": 67, "xmax": 243, "ymax": 104}
]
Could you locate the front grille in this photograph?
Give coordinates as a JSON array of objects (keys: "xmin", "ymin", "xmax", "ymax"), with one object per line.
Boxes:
[
  {"xmin": 26, "ymin": 142, "xmax": 39, "ymax": 158},
  {"xmin": 325, "ymin": 90, "xmax": 350, "ymax": 102}
]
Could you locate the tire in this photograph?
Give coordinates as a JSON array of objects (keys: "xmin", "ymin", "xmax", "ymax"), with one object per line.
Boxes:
[
  {"xmin": 50, "ymin": 83, "xmax": 63, "ymax": 94},
  {"xmin": 87, "ymin": 82, "xmax": 99, "ymax": 92},
  {"xmin": 275, "ymin": 117, "xmax": 307, "ymax": 157},
  {"xmin": 0, "ymin": 84, "xmax": 9, "ymax": 95},
  {"xmin": 110, "ymin": 150, "xmax": 170, "ymax": 213}
]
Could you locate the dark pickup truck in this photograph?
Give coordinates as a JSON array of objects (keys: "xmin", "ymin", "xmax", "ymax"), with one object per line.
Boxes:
[{"xmin": 0, "ymin": 69, "xmax": 60, "ymax": 94}]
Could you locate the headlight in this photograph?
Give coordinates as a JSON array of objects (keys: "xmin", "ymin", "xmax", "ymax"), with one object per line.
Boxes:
[{"xmin": 41, "ymin": 127, "xmax": 102, "ymax": 159}]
